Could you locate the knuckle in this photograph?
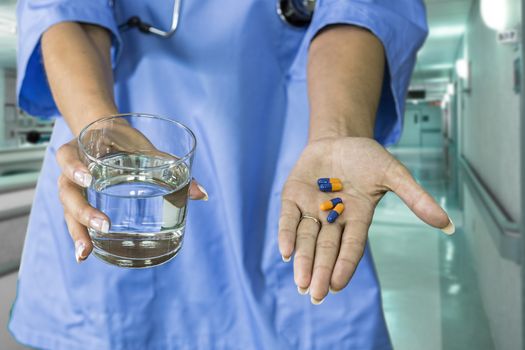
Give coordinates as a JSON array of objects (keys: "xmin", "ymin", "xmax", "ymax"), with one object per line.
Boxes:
[
  {"xmin": 297, "ymin": 227, "xmax": 318, "ymax": 239},
  {"xmin": 313, "ymin": 264, "xmax": 333, "ymax": 274},
  {"xmin": 75, "ymin": 205, "xmax": 90, "ymax": 222},
  {"xmin": 58, "ymin": 188, "xmax": 66, "ymax": 204},
  {"xmin": 296, "ymin": 232, "xmax": 317, "ymax": 244},
  {"xmin": 411, "ymin": 191, "xmax": 427, "ymax": 210},
  {"xmin": 316, "ymin": 239, "xmax": 338, "ymax": 251},
  {"xmin": 338, "ymin": 255, "xmax": 362, "ymax": 269},
  {"xmin": 278, "ymin": 215, "xmax": 296, "ymax": 229},
  {"xmin": 56, "ymin": 144, "xmax": 69, "ymax": 160},
  {"xmin": 278, "ymin": 228, "xmax": 295, "ymax": 239},
  {"xmin": 294, "ymin": 254, "xmax": 313, "ymax": 264},
  {"xmin": 57, "ymin": 175, "xmax": 66, "ymax": 188},
  {"xmin": 341, "ymin": 234, "xmax": 366, "ymax": 250},
  {"xmin": 57, "ymin": 182, "xmax": 67, "ymax": 204}
]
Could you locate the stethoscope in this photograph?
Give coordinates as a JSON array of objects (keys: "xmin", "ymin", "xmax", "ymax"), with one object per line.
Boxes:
[{"xmin": 118, "ymin": 0, "xmax": 316, "ymax": 38}]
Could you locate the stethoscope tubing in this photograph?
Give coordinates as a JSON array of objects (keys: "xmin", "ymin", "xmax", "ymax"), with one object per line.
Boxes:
[{"xmin": 116, "ymin": 0, "xmax": 314, "ymax": 38}]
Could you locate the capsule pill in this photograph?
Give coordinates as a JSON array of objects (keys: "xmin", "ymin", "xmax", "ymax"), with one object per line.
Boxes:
[
  {"xmin": 319, "ymin": 182, "xmax": 343, "ymax": 192},
  {"xmin": 317, "ymin": 178, "xmax": 342, "ymax": 185},
  {"xmin": 320, "ymin": 197, "xmax": 343, "ymax": 211},
  {"xmin": 327, "ymin": 203, "xmax": 345, "ymax": 223}
]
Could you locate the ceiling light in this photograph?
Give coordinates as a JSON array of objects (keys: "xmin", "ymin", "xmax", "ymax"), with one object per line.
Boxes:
[
  {"xmin": 429, "ymin": 25, "xmax": 466, "ymax": 38},
  {"xmin": 480, "ymin": 0, "xmax": 511, "ymax": 31},
  {"xmin": 447, "ymin": 83, "xmax": 455, "ymax": 96},
  {"xmin": 455, "ymin": 59, "xmax": 469, "ymax": 80},
  {"xmin": 420, "ymin": 63, "xmax": 455, "ymax": 71}
]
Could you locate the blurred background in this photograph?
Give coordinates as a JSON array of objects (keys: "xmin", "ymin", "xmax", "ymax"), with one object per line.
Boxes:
[{"xmin": 0, "ymin": 0, "xmax": 523, "ymax": 349}]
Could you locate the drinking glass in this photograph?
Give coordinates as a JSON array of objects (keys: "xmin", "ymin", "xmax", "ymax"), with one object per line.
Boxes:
[{"xmin": 78, "ymin": 113, "xmax": 196, "ymax": 268}]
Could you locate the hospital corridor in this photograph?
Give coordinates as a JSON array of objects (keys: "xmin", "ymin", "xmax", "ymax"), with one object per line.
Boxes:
[{"xmin": 0, "ymin": 0, "xmax": 524, "ymax": 349}]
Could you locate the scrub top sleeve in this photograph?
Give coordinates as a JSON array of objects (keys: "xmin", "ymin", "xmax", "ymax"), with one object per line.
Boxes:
[
  {"xmin": 16, "ymin": 0, "xmax": 122, "ymax": 119},
  {"xmin": 293, "ymin": 0, "xmax": 428, "ymax": 145}
]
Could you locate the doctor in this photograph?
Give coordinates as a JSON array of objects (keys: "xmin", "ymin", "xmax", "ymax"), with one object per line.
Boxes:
[{"xmin": 10, "ymin": 0, "xmax": 453, "ymax": 349}]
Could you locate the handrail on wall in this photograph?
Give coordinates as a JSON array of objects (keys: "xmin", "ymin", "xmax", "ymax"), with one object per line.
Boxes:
[
  {"xmin": 0, "ymin": 172, "xmax": 39, "ymax": 194},
  {"xmin": 460, "ymin": 155, "xmax": 521, "ymax": 264}
]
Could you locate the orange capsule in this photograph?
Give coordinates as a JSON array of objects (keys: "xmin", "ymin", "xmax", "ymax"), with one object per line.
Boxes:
[
  {"xmin": 333, "ymin": 203, "xmax": 345, "ymax": 215},
  {"xmin": 320, "ymin": 198, "xmax": 343, "ymax": 211}
]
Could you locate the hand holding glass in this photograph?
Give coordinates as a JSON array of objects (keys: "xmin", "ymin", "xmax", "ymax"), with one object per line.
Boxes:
[{"xmin": 78, "ymin": 113, "xmax": 196, "ymax": 268}]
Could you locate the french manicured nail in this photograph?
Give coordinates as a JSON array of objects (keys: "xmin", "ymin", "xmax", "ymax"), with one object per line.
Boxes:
[
  {"xmin": 75, "ymin": 240, "xmax": 86, "ymax": 263},
  {"xmin": 282, "ymin": 255, "xmax": 291, "ymax": 262},
  {"xmin": 441, "ymin": 217, "xmax": 455, "ymax": 235},
  {"xmin": 74, "ymin": 170, "xmax": 92, "ymax": 187},
  {"xmin": 197, "ymin": 184, "xmax": 209, "ymax": 201},
  {"xmin": 311, "ymin": 296, "xmax": 325, "ymax": 305},
  {"xmin": 329, "ymin": 286, "xmax": 341, "ymax": 294},
  {"xmin": 90, "ymin": 217, "xmax": 110, "ymax": 233},
  {"xmin": 297, "ymin": 286, "xmax": 309, "ymax": 295}
]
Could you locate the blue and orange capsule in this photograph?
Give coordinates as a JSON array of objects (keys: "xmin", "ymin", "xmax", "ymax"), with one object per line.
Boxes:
[
  {"xmin": 319, "ymin": 182, "xmax": 343, "ymax": 192},
  {"xmin": 317, "ymin": 178, "xmax": 342, "ymax": 185},
  {"xmin": 320, "ymin": 197, "xmax": 343, "ymax": 211},
  {"xmin": 327, "ymin": 203, "xmax": 345, "ymax": 223},
  {"xmin": 318, "ymin": 178, "xmax": 343, "ymax": 192}
]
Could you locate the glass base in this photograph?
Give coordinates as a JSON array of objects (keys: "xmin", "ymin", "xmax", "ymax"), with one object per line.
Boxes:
[{"xmin": 92, "ymin": 245, "xmax": 182, "ymax": 268}]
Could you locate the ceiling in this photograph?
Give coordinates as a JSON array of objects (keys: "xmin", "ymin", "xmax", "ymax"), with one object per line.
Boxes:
[{"xmin": 412, "ymin": 0, "xmax": 474, "ymax": 100}]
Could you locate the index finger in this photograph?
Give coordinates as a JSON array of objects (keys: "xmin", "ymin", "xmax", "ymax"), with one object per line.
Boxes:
[{"xmin": 56, "ymin": 141, "xmax": 92, "ymax": 188}]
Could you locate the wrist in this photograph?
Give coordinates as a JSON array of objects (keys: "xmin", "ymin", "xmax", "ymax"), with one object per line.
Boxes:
[
  {"xmin": 68, "ymin": 101, "xmax": 119, "ymax": 136},
  {"xmin": 308, "ymin": 116, "xmax": 374, "ymax": 142}
]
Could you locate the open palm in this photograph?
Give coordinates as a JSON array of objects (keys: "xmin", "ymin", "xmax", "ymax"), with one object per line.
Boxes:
[{"xmin": 278, "ymin": 137, "xmax": 453, "ymax": 304}]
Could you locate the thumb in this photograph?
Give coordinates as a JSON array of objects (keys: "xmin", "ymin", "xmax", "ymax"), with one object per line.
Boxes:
[
  {"xmin": 385, "ymin": 160, "xmax": 454, "ymax": 235},
  {"xmin": 188, "ymin": 179, "xmax": 209, "ymax": 201}
]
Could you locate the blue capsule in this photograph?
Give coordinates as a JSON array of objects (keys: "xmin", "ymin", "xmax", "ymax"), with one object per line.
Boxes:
[
  {"xmin": 319, "ymin": 182, "xmax": 343, "ymax": 192},
  {"xmin": 327, "ymin": 203, "xmax": 345, "ymax": 223},
  {"xmin": 327, "ymin": 211, "xmax": 339, "ymax": 223}
]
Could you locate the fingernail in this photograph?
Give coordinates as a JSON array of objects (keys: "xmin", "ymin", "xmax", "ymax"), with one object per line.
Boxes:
[
  {"xmin": 75, "ymin": 240, "xmax": 86, "ymax": 263},
  {"xmin": 297, "ymin": 286, "xmax": 309, "ymax": 295},
  {"xmin": 90, "ymin": 217, "xmax": 110, "ymax": 233},
  {"xmin": 311, "ymin": 296, "xmax": 325, "ymax": 305},
  {"xmin": 282, "ymin": 255, "xmax": 291, "ymax": 263},
  {"xmin": 197, "ymin": 184, "xmax": 209, "ymax": 201},
  {"xmin": 74, "ymin": 170, "xmax": 92, "ymax": 187},
  {"xmin": 329, "ymin": 286, "xmax": 341, "ymax": 294},
  {"xmin": 441, "ymin": 217, "xmax": 455, "ymax": 235}
]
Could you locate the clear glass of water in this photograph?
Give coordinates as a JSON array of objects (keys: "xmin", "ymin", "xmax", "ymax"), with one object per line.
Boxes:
[{"xmin": 78, "ymin": 113, "xmax": 196, "ymax": 268}]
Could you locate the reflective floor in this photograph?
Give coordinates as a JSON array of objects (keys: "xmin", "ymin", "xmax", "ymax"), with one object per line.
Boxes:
[
  {"xmin": 0, "ymin": 273, "xmax": 24, "ymax": 350},
  {"xmin": 370, "ymin": 147, "xmax": 494, "ymax": 350},
  {"xmin": 0, "ymin": 147, "xmax": 494, "ymax": 349}
]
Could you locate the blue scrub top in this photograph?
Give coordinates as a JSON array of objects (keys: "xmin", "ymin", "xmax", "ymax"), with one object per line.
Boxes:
[{"xmin": 10, "ymin": 1, "xmax": 427, "ymax": 349}]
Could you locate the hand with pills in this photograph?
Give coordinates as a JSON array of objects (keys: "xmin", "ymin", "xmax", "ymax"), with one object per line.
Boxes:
[{"xmin": 278, "ymin": 137, "xmax": 455, "ymax": 305}]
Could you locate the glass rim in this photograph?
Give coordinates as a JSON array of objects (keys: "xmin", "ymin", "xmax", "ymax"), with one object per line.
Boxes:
[{"xmin": 77, "ymin": 113, "xmax": 196, "ymax": 171}]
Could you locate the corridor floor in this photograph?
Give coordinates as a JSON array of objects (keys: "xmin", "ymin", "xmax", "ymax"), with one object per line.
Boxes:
[{"xmin": 370, "ymin": 147, "xmax": 493, "ymax": 350}]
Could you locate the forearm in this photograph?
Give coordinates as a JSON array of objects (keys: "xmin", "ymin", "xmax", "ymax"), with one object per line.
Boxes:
[
  {"xmin": 42, "ymin": 22, "xmax": 117, "ymax": 136},
  {"xmin": 307, "ymin": 25, "xmax": 385, "ymax": 141}
]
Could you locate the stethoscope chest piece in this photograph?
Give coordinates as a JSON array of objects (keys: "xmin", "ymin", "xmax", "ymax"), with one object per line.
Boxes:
[{"xmin": 277, "ymin": 0, "xmax": 315, "ymax": 27}]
